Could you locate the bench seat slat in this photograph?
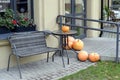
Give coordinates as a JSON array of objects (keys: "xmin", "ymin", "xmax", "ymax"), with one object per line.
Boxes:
[
  {"xmin": 12, "ymin": 41, "xmax": 46, "ymax": 49},
  {"xmin": 13, "ymin": 47, "xmax": 58, "ymax": 57}
]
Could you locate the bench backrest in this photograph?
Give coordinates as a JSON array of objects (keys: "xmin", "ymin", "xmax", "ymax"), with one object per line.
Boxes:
[{"xmin": 8, "ymin": 31, "xmax": 47, "ymax": 55}]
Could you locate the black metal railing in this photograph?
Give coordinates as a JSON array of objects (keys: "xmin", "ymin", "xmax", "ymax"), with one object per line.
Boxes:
[{"xmin": 56, "ymin": 15, "xmax": 120, "ymax": 63}]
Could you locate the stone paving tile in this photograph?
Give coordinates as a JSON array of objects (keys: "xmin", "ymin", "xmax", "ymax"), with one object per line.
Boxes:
[{"xmin": 0, "ymin": 55, "xmax": 94, "ymax": 80}]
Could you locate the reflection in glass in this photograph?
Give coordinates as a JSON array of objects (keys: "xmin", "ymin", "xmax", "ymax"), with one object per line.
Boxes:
[
  {"xmin": 16, "ymin": 0, "xmax": 32, "ymax": 19},
  {"xmin": 75, "ymin": 15, "xmax": 84, "ymax": 36},
  {"xmin": 75, "ymin": 0, "xmax": 84, "ymax": 14},
  {"xmin": 0, "ymin": 0, "xmax": 10, "ymax": 12},
  {"xmin": 65, "ymin": 0, "xmax": 71, "ymax": 15}
]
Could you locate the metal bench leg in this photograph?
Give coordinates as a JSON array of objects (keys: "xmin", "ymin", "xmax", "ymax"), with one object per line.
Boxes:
[
  {"xmin": 16, "ymin": 56, "xmax": 22, "ymax": 79},
  {"xmin": 47, "ymin": 52, "xmax": 49, "ymax": 62},
  {"xmin": 52, "ymin": 50, "xmax": 60, "ymax": 62},
  {"xmin": 7, "ymin": 54, "xmax": 12, "ymax": 71}
]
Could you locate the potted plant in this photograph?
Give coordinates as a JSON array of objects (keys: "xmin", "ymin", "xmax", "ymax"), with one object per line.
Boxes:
[
  {"xmin": 0, "ymin": 17, "xmax": 11, "ymax": 34},
  {"xmin": 104, "ymin": 6, "xmax": 111, "ymax": 21},
  {"xmin": 0, "ymin": 8, "xmax": 36, "ymax": 33},
  {"xmin": 14, "ymin": 14, "xmax": 36, "ymax": 32},
  {"xmin": 0, "ymin": 9, "xmax": 16, "ymax": 34}
]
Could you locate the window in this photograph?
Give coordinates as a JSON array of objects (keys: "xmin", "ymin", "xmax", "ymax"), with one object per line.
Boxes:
[
  {"xmin": 0, "ymin": 0, "xmax": 34, "ymax": 36},
  {"xmin": 17, "ymin": 0, "xmax": 28, "ymax": 13},
  {"xmin": 75, "ymin": 0, "xmax": 84, "ymax": 14},
  {"xmin": 0, "ymin": 0, "xmax": 10, "ymax": 12},
  {"xmin": 15, "ymin": 0, "xmax": 34, "ymax": 19},
  {"xmin": 112, "ymin": 0, "xmax": 120, "ymax": 10},
  {"xmin": 65, "ymin": 0, "xmax": 71, "ymax": 15},
  {"xmin": 65, "ymin": 0, "xmax": 84, "ymax": 15},
  {"xmin": 0, "ymin": 0, "xmax": 33, "ymax": 19}
]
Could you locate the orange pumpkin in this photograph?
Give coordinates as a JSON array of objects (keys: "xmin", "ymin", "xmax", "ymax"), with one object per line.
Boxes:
[
  {"xmin": 88, "ymin": 53, "xmax": 100, "ymax": 62},
  {"xmin": 64, "ymin": 36, "xmax": 75, "ymax": 50},
  {"xmin": 61, "ymin": 25, "xmax": 70, "ymax": 32},
  {"xmin": 64, "ymin": 41, "xmax": 73, "ymax": 49},
  {"xmin": 72, "ymin": 39, "xmax": 84, "ymax": 51},
  {"xmin": 67, "ymin": 36, "xmax": 75, "ymax": 42},
  {"xmin": 78, "ymin": 50, "xmax": 88, "ymax": 61}
]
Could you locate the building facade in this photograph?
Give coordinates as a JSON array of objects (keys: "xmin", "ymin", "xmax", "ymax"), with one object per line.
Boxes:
[{"xmin": 0, "ymin": 0, "xmax": 114, "ymax": 69}]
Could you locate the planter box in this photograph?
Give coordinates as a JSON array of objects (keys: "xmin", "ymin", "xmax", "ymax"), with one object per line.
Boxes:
[
  {"xmin": 0, "ymin": 26, "xmax": 11, "ymax": 34},
  {"xmin": 14, "ymin": 25, "xmax": 36, "ymax": 32}
]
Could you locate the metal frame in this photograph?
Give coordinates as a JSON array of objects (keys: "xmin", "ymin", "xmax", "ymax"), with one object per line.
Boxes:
[{"xmin": 57, "ymin": 15, "xmax": 120, "ymax": 63}]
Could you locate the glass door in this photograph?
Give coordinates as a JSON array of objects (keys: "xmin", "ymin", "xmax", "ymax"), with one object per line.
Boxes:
[
  {"xmin": 74, "ymin": 0, "xmax": 86, "ymax": 38},
  {"xmin": 65, "ymin": 0, "xmax": 87, "ymax": 38}
]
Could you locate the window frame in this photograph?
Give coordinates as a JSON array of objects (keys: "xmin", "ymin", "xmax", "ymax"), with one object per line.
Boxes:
[{"xmin": 10, "ymin": 0, "xmax": 34, "ymax": 19}]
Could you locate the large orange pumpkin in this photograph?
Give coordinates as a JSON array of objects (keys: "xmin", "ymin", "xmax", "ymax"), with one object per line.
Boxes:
[
  {"xmin": 61, "ymin": 25, "xmax": 70, "ymax": 32},
  {"xmin": 64, "ymin": 36, "xmax": 75, "ymax": 49},
  {"xmin": 72, "ymin": 39, "xmax": 84, "ymax": 51},
  {"xmin": 88, "ymin": 53, "xmax": 100, "ymax": 62},
  {"xmin": 78, "ymin": 50, "xmax": 88, "ymax": 61}
]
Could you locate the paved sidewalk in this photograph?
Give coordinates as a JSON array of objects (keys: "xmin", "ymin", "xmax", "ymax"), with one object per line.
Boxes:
[
  {"xmin": 102, "ymin": 25, "xmax": 117, "ymax": 38},
  {"xmin": 0, "ymin": 54, "xmax": 94, "ymax": 80},
  {"xmin": 0, "ymin": 37, "xmax": 119, "ymax": 80},
  {"xmin": 83, "ymin": 38, "xmax": 118, "ymax": 61}
]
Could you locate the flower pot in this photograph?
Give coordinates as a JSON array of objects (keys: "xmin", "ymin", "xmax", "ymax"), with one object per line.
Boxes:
[
  {"xmin": 0, "ymin": 26, "xmax": 11, "ymax": 34},
  {"xmin": 14, "ymin": 25, "xmax": 36, "ymax": 32}
]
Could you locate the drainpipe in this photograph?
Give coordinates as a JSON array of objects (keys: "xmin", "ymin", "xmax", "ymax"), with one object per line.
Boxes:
[
  {"xmin": 84, "ymin": 0, "xmax": 87, "ymax": 37},
  {"xmin": 99, "ymin": 0, "xmax": 103, "ymax": 37}
]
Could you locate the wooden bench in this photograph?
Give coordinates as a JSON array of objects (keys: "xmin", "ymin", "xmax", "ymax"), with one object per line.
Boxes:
[{"xmin": 7, "ymin": 31, "xmax": 61, "ymax": 79}]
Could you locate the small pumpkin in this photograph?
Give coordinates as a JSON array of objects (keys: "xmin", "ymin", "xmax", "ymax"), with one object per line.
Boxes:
[
  {"xmin": 61, "ymin": 25, "xmax": 70, "ymax": 32},
  {"xmin": 88, "ymin": 53, "xmax": 100, "ymax": 62},
  {"xmin": 78, "ymin": 50, "xmax": 88, "ymax": 61},
  {"xmin": 72, "ymin": 39, "xmax": 84, "ymax": 51}
]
